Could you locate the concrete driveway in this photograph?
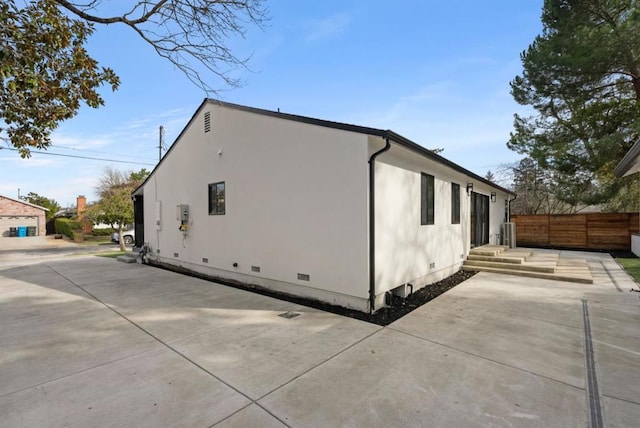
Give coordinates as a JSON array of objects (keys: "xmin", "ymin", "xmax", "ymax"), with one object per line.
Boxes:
[
  {"xmin": 0, "ymin": 250, "xmax": 639, "ymax": 427},
  {"xmin": 0, "ymin": 236, "xmax": 121, "ymax": 268}
]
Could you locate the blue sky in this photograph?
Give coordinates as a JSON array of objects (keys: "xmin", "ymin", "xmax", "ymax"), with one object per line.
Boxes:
[{"xmin": 1, "ymin": 1, "xmax": 543, "ymax": 207}]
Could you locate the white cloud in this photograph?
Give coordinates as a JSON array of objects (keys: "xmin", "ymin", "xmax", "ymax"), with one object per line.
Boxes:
[
  {"xmin": 1, "ymin": 107, "xmax": 194, "ymax": 208},
  {"xmin": 45, "ymin": 107, "xmax": 192, "ymax": 168},
  {"xmin": 303, "ymin": 13, "xmax": 350, "ymax": 42},
  {"xmin": 0, "ymin": 156, "xmax": 58, "ymax": 168}
]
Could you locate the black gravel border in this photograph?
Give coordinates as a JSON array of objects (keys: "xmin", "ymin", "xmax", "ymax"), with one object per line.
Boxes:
[{"xmin": 148, "ymin": 260, "xmax": 477, "ymax": 326}]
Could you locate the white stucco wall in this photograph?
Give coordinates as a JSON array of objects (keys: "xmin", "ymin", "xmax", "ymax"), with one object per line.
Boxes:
[
  {"xmin": 632, "ymin": 234, "xmax": 640, "ymax": 257},
  {"xmin": 142, "ymin": 102, "xmax": 371, "ymax": 310},
  {"xmin": 140, "ymin": 101, "xmax": 512, "ymax": 311},
  {"xmin": 372, "ymin": 142, "xmax": 510, "ymax": 305}
]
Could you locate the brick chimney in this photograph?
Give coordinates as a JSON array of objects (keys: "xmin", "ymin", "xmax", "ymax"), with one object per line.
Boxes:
[
  {"xmin": 76, "ymin": 195, "xmax": 86, "ymax": 219},
  {"xmin": 76, "ymin": 195, "xmax": 92, "ymax": 234}
]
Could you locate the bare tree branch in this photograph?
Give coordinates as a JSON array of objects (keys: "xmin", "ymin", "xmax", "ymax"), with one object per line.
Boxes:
[{"xmin": 54, "ymin": 0, "xmax": 268, "ymax": 93}]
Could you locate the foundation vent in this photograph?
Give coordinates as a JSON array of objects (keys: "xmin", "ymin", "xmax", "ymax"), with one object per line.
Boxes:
[
  {"xmin": 429, "ymin": 262, "xmax": 436, "ymax": 269},
  {"xmin": 202, "ymin": 258, "xmax": 209, "ymax": 263},
  {"xmin": 251, "ymin": 266, "xmax": 261, "ymax": 273},
  {"xmin": 174, "ymin": 252, "xmax": 179, "ymax": 258},
  {"xmin": 297, "ymin": 273, "xmax": 310, "ymax": 281}
]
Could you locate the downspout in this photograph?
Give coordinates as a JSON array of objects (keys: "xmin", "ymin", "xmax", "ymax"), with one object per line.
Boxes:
[
  {"xmin": 507, "ymin": 193, "xmax": 517, "ymax": 222},
  {"xmin": 368, "ymin": 136, "xmax": 391, "ymax": 313}
]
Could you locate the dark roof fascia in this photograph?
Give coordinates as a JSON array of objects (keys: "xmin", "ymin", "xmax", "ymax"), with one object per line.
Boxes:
[
  {"xmin": 211, "ymin": 99, "xmax": 514, "ymax": 195},
  {"xmin": 0, "ymin": 194, "xmax": 49, "ymax": 211},
  {"xmin": 133, "ymin": 98, "xmax": 211, "ymax": 195},
  {"xmin": 134, "ymin": 98, "xmax": 514, "ymax": 196},
  {"xmin": 614, "ymin": 137, "xmax": 640, "ymax": 177},
  {"xmin": 208, "ymin": 98, "xmax": 389, "ymax": 138},
  {"xmin": 385, "ymin": 131, "xmax": 515, "ymax": 195}
]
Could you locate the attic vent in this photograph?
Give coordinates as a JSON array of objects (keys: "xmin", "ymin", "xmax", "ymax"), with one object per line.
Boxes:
[{"xmin": 204, "ymin": 111, "xmax": 211, "ymax": 133}]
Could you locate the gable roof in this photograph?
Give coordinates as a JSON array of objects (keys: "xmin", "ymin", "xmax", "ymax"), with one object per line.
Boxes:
[
  {"xmin": 134, "ymin": 98, "xmax": 515, "ymax": 195},
  {"xmin": 0, "ymin": 194, "xmax": 49, "ymax": 211},
  {"xmin": 614, "ymin": 137, "xmax": 640, "ymax": 177}
]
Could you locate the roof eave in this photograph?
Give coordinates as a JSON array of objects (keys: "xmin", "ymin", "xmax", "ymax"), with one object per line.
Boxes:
[
  {"xmin": 133, "ymin": 98, "xmax": 515, "ymax": 197},
  {"xmin": 0, "ymin": 194, "xmax": 50, "ymax": 211},
  {"xmin": 614, "ymin": 137, "xmax": 640, "ymax": 177},
  {"xmin": 386, "ymin": 131, "xmax": 515, "ymax": 196}
]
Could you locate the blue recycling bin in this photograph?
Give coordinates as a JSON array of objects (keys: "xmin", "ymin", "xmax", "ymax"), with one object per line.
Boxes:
[{"xmin": 17, "ymin": 226, "xmax": 27, "ymax": 237}]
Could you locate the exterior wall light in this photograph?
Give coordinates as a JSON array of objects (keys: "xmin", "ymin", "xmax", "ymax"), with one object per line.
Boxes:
[
  {"xmin": 491, "ymin": 192, "xmax": 496, "ymax": 202},
  {"xmin": 466, "ymin": 183, "xmax": 474, "ymax": 195}
]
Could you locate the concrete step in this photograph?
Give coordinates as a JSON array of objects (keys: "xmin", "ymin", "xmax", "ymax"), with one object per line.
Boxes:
[
  {"xmin": 502, "ymin": 249, "xmax": 535, "ymax": 259},
  {"xmin": 469, "ymin": 246, "xmax": 507, "ymax": 257},
  {"xmin": 461, "ymin": 265, "xmax": 594, "ymax": 284},
  {"xmin": 463, "ymin": 260, "xmax": 555, "ymax": 273},
  {"xmin": 466, "ymin": 254, "xmax": 524, "ymax": 264}
]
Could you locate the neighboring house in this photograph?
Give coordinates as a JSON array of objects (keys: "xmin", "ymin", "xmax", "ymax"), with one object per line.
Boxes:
[
  {"xmin": 53, "ymin": 195, "xmax": 111, "ymax": 234},
  {"xmin": 614, "ymin": 138, "xmax": 640, "ymax": 256},
  {"xmin": 0, "ymin": 195, "xmax": 48, "ymax": 237},
  {"xmin": 133, "ymin": 99, "xmax": 515, "ymax": 312}
]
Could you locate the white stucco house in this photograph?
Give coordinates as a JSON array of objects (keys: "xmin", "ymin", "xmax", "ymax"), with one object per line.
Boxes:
[
  {"xmin": 614, "ymin": 137, "xmax": 640, "ymax": 256},
  {"xmin": 133, "ymin": 99, "xmax": 514, "ymax": 312}
]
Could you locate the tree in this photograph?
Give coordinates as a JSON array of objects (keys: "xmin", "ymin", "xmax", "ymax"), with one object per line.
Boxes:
[
  {"xmin": 1, "ymin": 1, "xmax": 119, "ymax": 157},
  {"xmin": 20, "ymin": 191, "xmax": 61, "ymax": 220},
  {"xmin": 603, "ymin": 175, "xmax": 640, "ymax": 211},
  {"xmin": 86, "ymin": 167, "xmax": 149, "ymax": 250},
  {"xmin": 509, "ymin": 157, "xmax": 578, "ymax": 214},
  {"xmin": 509, "ymin": 0, "xmax": 640, "ymax": 208},
  {"xmin": 484, "ymin": 170, "xmax": 495, "ymax": 182},
  {"xmin": 1, "ymin": 0, "xmax": 267, "ymax": 157}
]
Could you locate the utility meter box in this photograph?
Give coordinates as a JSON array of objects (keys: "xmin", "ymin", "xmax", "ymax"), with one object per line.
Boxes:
[{"xmin": 176, "ymin": 204, "xmax": 189, "ymax": 223}]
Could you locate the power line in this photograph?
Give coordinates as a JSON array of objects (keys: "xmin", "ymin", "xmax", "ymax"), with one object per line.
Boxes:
[
  {"xmin": 0, "ymin": 146, "xmax": 156, "ymax": 166},
  {"xmin": 51, "ymin": 144, "xmax": 158, "ymax": 162}
]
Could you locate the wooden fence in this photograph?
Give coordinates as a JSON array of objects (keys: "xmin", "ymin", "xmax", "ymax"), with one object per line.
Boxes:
[{"xmin": 511, "ymin": 213, "xmax": 640, "ymax": 251}]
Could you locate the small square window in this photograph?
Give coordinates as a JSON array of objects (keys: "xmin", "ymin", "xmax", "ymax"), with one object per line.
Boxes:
[{"xmin": 208, "ymin": 182, "xmax": 225, "ymax": 215}]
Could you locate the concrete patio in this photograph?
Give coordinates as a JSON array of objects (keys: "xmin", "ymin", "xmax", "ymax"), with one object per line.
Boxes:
[{"xmin": 0, "ymin": 249, "xmax": 639, "ymax": 427}]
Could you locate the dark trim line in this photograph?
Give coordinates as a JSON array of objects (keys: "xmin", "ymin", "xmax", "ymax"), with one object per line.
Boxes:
[
  {"xmin": 133, "ymin": 98, "xmax": 211, "ymax": 195},
  {"xmin": 368, "ymin": 136, "xmax": 391, "ymax": 313},
  {"xmin": 614, "ymin": 137, "xmax": 640, "ymax": 177},
  {"xmin": 133, "ymin": 99, "xmax": 515, "ymax": 197},
  {"xmin": 219, "ymin": 100, "xmax": 515, "ymax": 195},
  {"xmin": 506, "ymin": 193, "xmax": 517, "ymax": 222}
]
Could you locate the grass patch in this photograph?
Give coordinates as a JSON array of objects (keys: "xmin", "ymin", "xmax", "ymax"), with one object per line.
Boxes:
[
  {"xmin": 95, "ymin": 251, "xmax": 126, "ymax": 259},
  {"xmin": 82, "ymin": 235, "xmax": 112, "ymax": 243},
  {"xmin": 616, "ymin": 258, "xmax": 640, "ymax": 282}
]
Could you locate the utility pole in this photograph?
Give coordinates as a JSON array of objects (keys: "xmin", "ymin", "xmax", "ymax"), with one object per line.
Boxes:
[
  {"xmin": 17, "ymin": 188, "xmax": 20, "ymax": 199},
  {"xmin": 158, "ymin": 125, "xmax": 164, "ymax": 162}
]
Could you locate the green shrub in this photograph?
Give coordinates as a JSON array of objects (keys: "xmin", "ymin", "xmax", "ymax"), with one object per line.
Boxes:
[
  {"xmin": 55, "ymin": 218, "xmax": 80, "ymax": 239},
  {"xmin": 92, "ymin": 228, "xmax": 116, "ymax": 236}
]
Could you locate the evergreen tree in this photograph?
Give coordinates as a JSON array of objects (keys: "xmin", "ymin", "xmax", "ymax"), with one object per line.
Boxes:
[{"xmin": 509, "ymin": 0, "xmax": 640, "ymax": 207}]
